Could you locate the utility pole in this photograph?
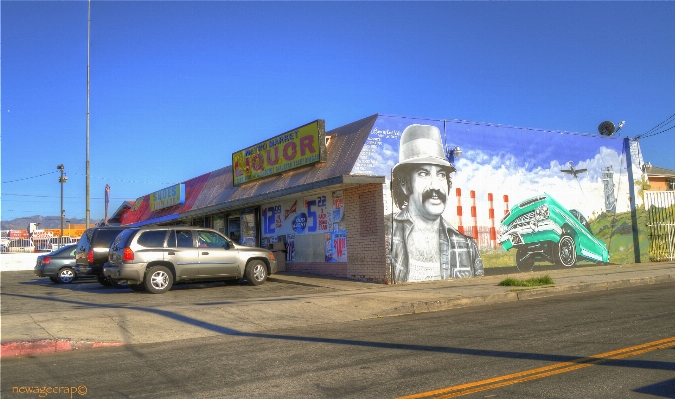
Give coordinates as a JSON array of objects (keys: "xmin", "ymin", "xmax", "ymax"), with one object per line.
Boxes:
[
  {"xmin": 86, "ymin": 0, "xmax": 91, "ymax": 228},
  {"xmin": 58, "ymin": 165, "xmax": 68, "ymax": 243}
]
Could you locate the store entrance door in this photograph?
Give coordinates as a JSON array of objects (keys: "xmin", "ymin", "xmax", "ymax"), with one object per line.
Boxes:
[{"xmin": 227, "ymin": 217, "xmax": 241, "ymax": 244}]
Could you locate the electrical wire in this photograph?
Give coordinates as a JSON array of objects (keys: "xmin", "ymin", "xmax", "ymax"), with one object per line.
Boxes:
[
  {"xmin": 2, "ymin": 193, "xmax": 127, "ymax": 200},
  {"xmin": 2, "ymin": 170, "xmax": 174, "ymax": 186},
  {"xmin": 68, "ymin": 172, "xmax": 174, "ymax": 185},
  {"xmin": 1, "ymin": 171, "xmax": 58, "ymax": 184},
  {"xmin": 639, "ymin": 124, "xmax": 675, "ymax": 139},
  {"xmin": 636, "ymin": 112, "xmax": 675, "ymax": 139}
]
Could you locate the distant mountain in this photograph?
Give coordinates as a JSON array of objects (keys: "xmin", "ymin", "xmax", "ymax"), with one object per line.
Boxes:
[{"xmin": 1, "ymin": 216, "xmax": 91, "ymax": 230}]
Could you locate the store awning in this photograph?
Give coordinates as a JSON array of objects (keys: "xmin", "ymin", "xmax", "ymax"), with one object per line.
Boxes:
[{"xmin": 124, "ymin": 213, "xmax": 180, "ymax": 227}]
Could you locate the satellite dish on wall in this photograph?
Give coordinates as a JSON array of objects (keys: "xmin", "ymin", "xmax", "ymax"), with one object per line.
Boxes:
[{"xmin": 598, "ymin": 121, "xmax": 616, "ymax": 136}]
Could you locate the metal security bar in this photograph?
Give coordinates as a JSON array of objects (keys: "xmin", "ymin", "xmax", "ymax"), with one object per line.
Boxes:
[{"xmin": 644, "ymin": 191, "xmax": 675, "ymax": 261}]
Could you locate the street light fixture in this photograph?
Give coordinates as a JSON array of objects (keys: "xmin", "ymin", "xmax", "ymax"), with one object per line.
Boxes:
[
  {"xmin": 445, "ymin": 145, "xmax": 463, "ymax": 164},
  {"xmin": 57, "ymin": 165, "xmax": 68, "ymax": 243}
]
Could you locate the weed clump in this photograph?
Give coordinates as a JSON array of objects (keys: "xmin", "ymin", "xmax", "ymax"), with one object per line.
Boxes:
[{"xmin": 498, "ymin": 275, "xmax": 554, "ymax": 287}]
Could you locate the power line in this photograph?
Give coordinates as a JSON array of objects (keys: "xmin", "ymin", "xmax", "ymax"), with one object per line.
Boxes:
[
  {"xmin": 2, "ymin": 170, "xmax": 174, "ymax": 186},
  {"xmin": 69, "ymin": 172, "xmax": 174, "ymax": 185},
  {"xmin": 2, "ymin": 193, "xmax": 130, "ymax": 200},
  {"xmin": 1, "ymin": 171, "xmax": 58, "ymax": 184},
  {"xmin": 639, "ymin": 124, "xmax": 675, "ymax": 139},
  {"xmin": 636, "ymin": 112, "xmax": 675, "ymax": 139}
]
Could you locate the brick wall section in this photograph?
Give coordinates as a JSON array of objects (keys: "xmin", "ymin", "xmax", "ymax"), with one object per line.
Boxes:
[{"xmin": 285, "ymin": 184, "xmax": 390, "ymax": 283}]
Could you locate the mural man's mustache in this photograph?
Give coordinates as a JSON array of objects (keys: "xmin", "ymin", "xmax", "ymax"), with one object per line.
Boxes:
[{"xmin": 422, "ymin": 189, "xmax": 447, "ymax": 204}]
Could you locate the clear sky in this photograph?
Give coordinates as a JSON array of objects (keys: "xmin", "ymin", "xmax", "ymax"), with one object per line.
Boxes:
[{"xmin": 2, "ymin": 1, "xmax": 674, "ymax": 222}]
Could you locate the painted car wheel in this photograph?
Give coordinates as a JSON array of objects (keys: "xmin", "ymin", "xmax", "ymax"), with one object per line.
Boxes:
[
  {"xmin": 57, "ymin": 267, "xmax": 76, "ymax": 284},
  {"xmin": 556, "ymin": 235, "xmax": 577, "ymax": 267},
  {"xmin": 515, "ymin": 248, "xmax": 535, "ymax": 272},
  {"xmin": 144, "ymin": 266, "xmax": 173, "ymax": 294}
]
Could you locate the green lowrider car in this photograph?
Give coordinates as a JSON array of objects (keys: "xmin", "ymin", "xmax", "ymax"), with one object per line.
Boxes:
[{"xmin": 497, "ymin": 193, "xmax": 609, "ymax": 268}]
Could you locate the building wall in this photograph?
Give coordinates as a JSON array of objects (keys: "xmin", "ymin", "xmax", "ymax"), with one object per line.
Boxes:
[
  {"xmin": 285, "ymin": 183, "xmax": 388, "ymax": 283},
  {"xmin": 648, "ymin": 177, "xmax": 675, "ymax": 191},
  {"xmin": 350, "ymin": 114, "xmax": 649, "ymax": 283}
]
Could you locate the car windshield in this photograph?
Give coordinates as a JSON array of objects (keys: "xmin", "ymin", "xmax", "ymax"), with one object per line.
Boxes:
[
  {"xmin": 570, "ymin": 209, "xmax": 592, "ymax": 233},
  {"xmin": 51, "ymin": 244, "xmax": 77, "ymax": 256},
  {"xmin": 92, "ymin": 229, "xmax": 125, "ymax": 246}
]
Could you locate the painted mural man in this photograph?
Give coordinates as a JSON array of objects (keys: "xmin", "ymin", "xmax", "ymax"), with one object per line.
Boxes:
[{"xmin": 390, "ymin": 124, "xmax": 483, "ymax": 283}]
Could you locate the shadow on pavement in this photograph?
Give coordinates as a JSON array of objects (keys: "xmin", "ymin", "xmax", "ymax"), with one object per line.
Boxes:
[{"xmin": 2, "ymin": 291, "xmax": 674, "ymax": 372}]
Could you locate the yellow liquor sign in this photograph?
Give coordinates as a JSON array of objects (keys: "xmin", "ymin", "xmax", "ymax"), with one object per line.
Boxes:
[{"xmin": 232, "ymin": 120, "xmax": 326, "ymax": 185}]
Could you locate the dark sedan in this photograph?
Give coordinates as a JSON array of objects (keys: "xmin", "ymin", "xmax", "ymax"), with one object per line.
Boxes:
[{"xmin": 34, "ymin": 244, "xmax": 78, "ymax": 284}]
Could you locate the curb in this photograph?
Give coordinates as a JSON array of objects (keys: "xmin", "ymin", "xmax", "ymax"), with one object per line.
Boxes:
[
  {"xmin": 1, "ymin": 339, "xmax": 125, "ymax": 358},
  {"xmin": 380, "ymin": 274, "xmax": 675, "ymax": 317}
]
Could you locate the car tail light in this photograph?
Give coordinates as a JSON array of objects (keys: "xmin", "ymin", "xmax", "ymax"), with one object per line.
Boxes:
[
  {"xmin": 123, "ymin": 247, "xmax": 134, "ymax": 261},
  {"xmin": 42, "ymin": 257, "xmax": 51, "ymax": 265},
  {"xmin": 87, "ymin": 250, "xmax": 94, "ymax": 263}
]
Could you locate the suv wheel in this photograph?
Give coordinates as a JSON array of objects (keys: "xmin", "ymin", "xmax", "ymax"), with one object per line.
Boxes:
[
  {"xmin": 246, "ymin": 260, "xmax": 268, "ymax": 286},
  {"xmin": 144, "ymin": 266, "xmax": 173, "ymax": 294},
  {"xmin": 56, "ymin": 268, "xmax": 76, "ymax": 284},
  {"xmin": 97, "ymin": 275, "xmax": 112, "ymax": 287},
  {"xmin": 556, "ymin": 235, "xmax": 577, "ymax": 267}
]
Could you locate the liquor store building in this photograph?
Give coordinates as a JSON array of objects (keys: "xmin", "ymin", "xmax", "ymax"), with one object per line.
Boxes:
[
  {"xmin": 116, "ymin": 115, "xmax": 391, "ymax": 283},
  {"xmin": 114, "ymin": 113, "xmax": 645, "ymax": 284}
]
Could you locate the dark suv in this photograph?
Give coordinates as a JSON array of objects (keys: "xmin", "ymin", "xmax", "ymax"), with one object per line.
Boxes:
[
  {"xmin": 104, "ymin": 226, "xmax": 277, "ymax": 294},
  {"xmin": 75, "ymin": 226, "xmax": 128, "ymax": 286}
]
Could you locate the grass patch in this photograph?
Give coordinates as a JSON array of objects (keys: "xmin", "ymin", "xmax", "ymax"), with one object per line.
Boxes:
[{"xmin": 498, "ymin": 275, "xmax": 554, "ymax": 287}]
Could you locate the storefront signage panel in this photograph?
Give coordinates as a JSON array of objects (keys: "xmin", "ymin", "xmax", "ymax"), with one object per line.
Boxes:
[
  {"xmin": 232, "ymin": 120, "xmax": 327, "ymax": 185},
  {"xmin": 261, "ymin": 190, "xmax": 346, "ymax": 262},
  {"xmin": 149, "ymin": 184, "xmax": 186, "ymax": 211},
  {"xmin": 325, "ymin": 230, "xmax": 347, "ymax": 262}
]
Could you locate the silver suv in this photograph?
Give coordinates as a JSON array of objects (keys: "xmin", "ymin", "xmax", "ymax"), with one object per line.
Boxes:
[{"xmin": 104, "ymin": 226, "xmax": 277, "ymax": 294}]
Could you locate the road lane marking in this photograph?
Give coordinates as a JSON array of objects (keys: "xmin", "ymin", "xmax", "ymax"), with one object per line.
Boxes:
[{"xmin": 396, "ymin": 336, "xmax": 675, "ymax": 399}]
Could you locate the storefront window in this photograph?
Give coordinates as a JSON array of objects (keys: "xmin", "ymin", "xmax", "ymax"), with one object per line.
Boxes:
[
  {"xmin": 240, "ymin": 209, "xmax": 257, "ymax": 247},
  {"xmin": 227, "ymin": 217, "xmax": 241, "ymax": 243},
  {"xmin": 213, "ymin": 216, "xmax": 225, "ymax": 234}
]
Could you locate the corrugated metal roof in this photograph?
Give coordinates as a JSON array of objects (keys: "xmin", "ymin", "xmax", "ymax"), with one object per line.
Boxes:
[
  {"xmin": 121, "ymin": 114, "xmax": 379, "ymax": 225},
  {"xmin": 122, "ymin": 172, "xmax": 212, "ymax": 225}
]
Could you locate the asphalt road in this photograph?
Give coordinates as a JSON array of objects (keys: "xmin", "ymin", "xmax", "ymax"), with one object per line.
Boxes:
[
  {"xmin": 2, "ymin": 283, "xmax": 673, "ymax": 399},
  {"xmin": 0, "ymin": 270, "xmax": 343, "ymax": 315}
]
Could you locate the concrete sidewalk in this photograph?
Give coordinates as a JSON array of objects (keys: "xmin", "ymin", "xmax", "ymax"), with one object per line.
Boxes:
[{"xmin": 2, "ymin": 262, "xmax": 674, "ymax": 358}]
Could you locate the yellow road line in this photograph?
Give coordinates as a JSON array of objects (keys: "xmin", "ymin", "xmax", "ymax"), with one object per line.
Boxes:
[{"xmin": 396, "ymin": 336, "xmax": 675, "ymax": 399}]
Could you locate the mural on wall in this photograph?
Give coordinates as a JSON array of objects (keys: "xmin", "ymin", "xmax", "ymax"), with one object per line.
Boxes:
[
  {"xmin": 261, "ymin": 190, "xmax": 347, "ymax": 263},
  {"xmin": 352, "ymin": 115, "xmax": 644, "ymax": 282},
  {"xmin": 498, "ymin": 193, "xmax": 610, "ymax": 270}
]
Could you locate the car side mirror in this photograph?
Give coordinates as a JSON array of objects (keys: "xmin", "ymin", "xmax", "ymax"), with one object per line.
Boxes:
[{"xmin": 223, "ymin": 242, "xmax": 230, "ymax": 250}]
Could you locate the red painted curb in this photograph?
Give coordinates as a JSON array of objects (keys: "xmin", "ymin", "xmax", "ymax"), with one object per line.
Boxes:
[{"xmin": 1, "ymin": 339, "xmax": 124, "ymax": 358}]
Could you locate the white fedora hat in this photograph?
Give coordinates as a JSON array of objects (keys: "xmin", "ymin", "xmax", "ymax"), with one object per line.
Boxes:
[{"xmin": 392, "ymin": 124, "xmax": 456, "ymax": 174}]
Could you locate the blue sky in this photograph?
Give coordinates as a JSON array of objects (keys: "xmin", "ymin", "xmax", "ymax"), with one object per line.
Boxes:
[{"xmin": 2, "ymin": 1, "xmax": 674, "ymax": 222}]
